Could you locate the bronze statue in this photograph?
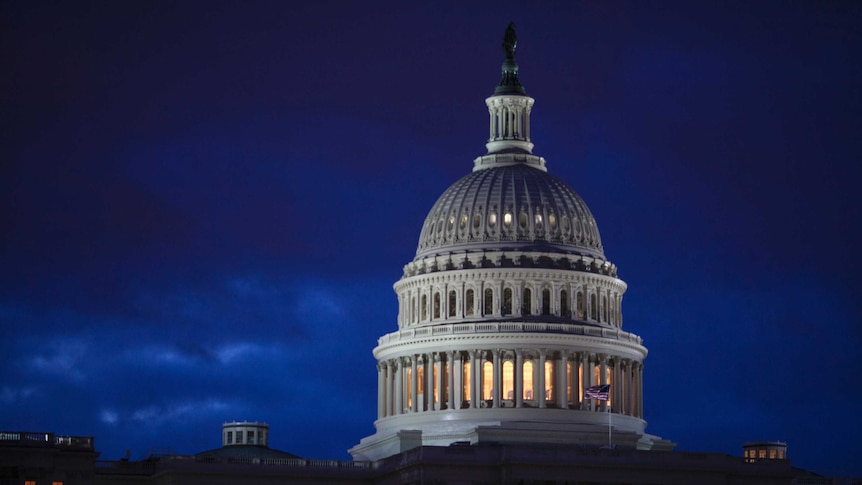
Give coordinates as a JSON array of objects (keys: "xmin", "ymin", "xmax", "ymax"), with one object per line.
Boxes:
[{"xmin": 502, "ymin": 21, "xmax": 517, "ymax": 59}]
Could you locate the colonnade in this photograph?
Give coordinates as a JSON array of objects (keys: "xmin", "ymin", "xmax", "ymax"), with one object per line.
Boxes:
[
  {"xmin": 399, "ymin": 280, "xmax": 623, "ymax": 328},
  {"xmin": 487, "ymin": 98, "xmax": 531, "ymax": 142},
  {"xmin": 377, "ymin": 349, "xmax": 643, "ymax": 421}
]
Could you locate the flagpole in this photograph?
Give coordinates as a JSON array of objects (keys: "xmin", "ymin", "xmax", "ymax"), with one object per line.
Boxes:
[{"xmin": 607, "ymin": 404, "xmax": 611, "ymax": 448}]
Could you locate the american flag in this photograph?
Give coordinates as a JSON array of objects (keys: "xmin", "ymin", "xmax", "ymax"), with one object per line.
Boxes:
[{"xmin": 584, "ymin": 384, "xmax": 610, "ymax": 401}]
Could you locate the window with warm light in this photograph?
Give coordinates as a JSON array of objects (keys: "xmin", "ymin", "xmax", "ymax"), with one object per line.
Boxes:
[
  {"xmin": 483, "ymin": 361, "xmax": 493, "ymax": 400},
  {"xmin": 503, "ymin": 212, "xmax": 512, "ymax": 227},
  {"xmin": 523, "ymin": 361, "xmax": 534, "ymax": 400},
  {"xmin": 544, "ymin": 361, "xmax": 554, "ymax": 401},
  {"xmin": 463, "ymin": 361, "xmax": 471, "ymax": 404},
  {"xmin": 406, "ymin": 368, "xmax": 413, "ymax": 408},
  {"xmin": 503, "ymin": 361, "xmax": 514, "ymax": 400}
]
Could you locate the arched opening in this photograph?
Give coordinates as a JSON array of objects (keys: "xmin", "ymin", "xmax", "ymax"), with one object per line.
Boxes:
[
  {"xmin": 462, "ymin": 360, "xmax": 471, "ymax": 408},
  {"xmin": 503, "ymin": 288, "xmax": 513, "ymax": 315},
  {"xmin": 417, "ymin": 365, "xmax": 425, "ymax": 409},
  {"xmin": 560, "ymin": 290, "xmax": 569, "ymax": 317},
  {"xmin": 421, "ymin": 294, "xmax": 427, "ymax": 321},
  {"xmin": 590, "ymin": 294, "xmax": 597, "ymax": 320},
  {"xmin": 465, "ymin": 289, "xmax": 475, "ymax": 316},
  {"xmin": 483, "ymin": 361, "xmax": 493, "ymax": 400},
  {"xmin": 522, "ymin": 287, "xmax": 532, "ymax": 315},
  {"xmin": 576, "ymin": 291, "xmax": 584, "ymax": 319},
  {"xmin": 448, "ymin": 290, "xmax": 457, "ymax": 317},
  {"xmin": 523, "ymin": 361, "xmax": 534, "ymax": 401},
  {"xmin": 544, "ymin": 360, "xmax": 554, "ymax": 402},
  {"xmin": 503, "ymin": 361, "xmax": 514, "ymax": 401},
  {"xmin": 542, "ymin": 289, "xmax": 551, "ymax": 315},
  {"xmin": 433, "ymin": 292, "xmax": 441, "ymax": 319},
  {"xmin": 484, "ymin": 288, "xmax": 493, "ymax": 315},
  {"xmin": 406, "ymin": 367, "xmax": 413, "ymax": 409}
]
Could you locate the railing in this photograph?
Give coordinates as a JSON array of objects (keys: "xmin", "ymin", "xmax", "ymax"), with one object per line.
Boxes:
[
  {"xmin": 379, "ymin": 322, "xmax": 643, "ymax": 346},
  {"xmin": 0, "ymin": 431, "xmax": 94, "ymax": 450},
  {"xmin": 95, "ymin": 455, "xmax": 373, "ymax": 476}
]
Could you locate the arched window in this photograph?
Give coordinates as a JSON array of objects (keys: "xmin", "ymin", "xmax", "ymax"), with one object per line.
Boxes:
[
  {"xmin": 448, "ymin": 290, "xmax": 457, "ymax": 317},
  {"xmin": 576, "ymin": 291, "xmax": 584, "ymax": 319},
  {"xmin": 484, "ymin": 289, "xmax": 493, "ymax": 315},
  {"xmin": 411, "ymin": 296, "xmax": 416, "ymax": 322},
  {"xmin": 523, "ymin": 361, "xmax": 534, "ymax": 401},
  {"xmin": 483, "ymin": 361, "xmax": 493, "ymax": 400},
  {"xmin": 421, "ymin": 294, "xmax": 427, "ymax": 321},
  {"xmin": 590, "ymin": 294, "xmax": 597, "ymax": 320},
  {"xmin": 545, "ymin": 360, "xmax": 554, "ymax": 402},
  {"xmin": 503, "ymin": 288, "xmax": 513, "ymax": 315},
  {"xmin": 560, "ymin": 290, "xmax": 570, "ymax": 317},
  {"xmin": 503, "ymin": 361, "xmax": 514, "ymax": 401},
  {"xmin": 542, "ymin": 289, "xmax": 551, "ymax": 315},
  {"xmin": 519, "ymin": 211, "xmax": 527, "ymax": 229},
  {"xmin": 433, "ymin": 292, "xmax": 441, "ymax": 319},
  {"xmin": 522, "ymin": 287, "xmax": 532, "ymax": 315},
  {"xmin": 602, "ymin": 296, "xmax": 608, "ymax": 323},
  {"xmin": 465, "ymin": 289, "xmax": 475, "ymax": 316}
]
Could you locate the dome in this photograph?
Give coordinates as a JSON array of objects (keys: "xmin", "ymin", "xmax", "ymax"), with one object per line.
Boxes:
[{"xmin": 415, "ymin": 161, "xmax": 604, "ymax": 261}]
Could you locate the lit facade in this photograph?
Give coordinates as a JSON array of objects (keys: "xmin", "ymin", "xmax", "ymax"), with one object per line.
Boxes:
[{"xmin": 350, "ymin": 25, "xmax": 673, "ymax": 462}]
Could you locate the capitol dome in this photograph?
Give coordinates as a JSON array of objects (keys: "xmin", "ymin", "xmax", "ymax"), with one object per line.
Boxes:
[
  {"xmin": 351, "ymin": 24, "xmax": 673, "ymax": 462},
  {"xmin": 416, "ymin": 162, "xmax": 604, "ymax": 261}
]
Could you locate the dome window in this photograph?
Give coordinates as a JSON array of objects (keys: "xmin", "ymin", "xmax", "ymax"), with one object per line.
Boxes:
[
  {"xmin": 549, "ymin": 214, "xmax": 557, "ymax": 230},
  {"xmin": 460, "ymin": 214, "xmax": 468, "ymax": 229},
  {"xmin": 489, "ymin": 212, "xmax": 497, "ymax": 226},
  {"xmin": 562, "ymin": 216, "xmax": 570, "ymax": 234},
  {"xmin": 473, "ymin": 214, "xmax": 482, "ymax": 229},
  {"xmin": 519, "ymin": 212, "xmax": 527, "ymax": 229},
  {"xmin": 534, "ymin": 213, "xmax": 543, "ymax": 229},
  {"xmin": 448, "ymin": 216, "xmax": 455, "ymax": 233},
  {"xmin": 503, "ymin": 212, "xmax": 512, "ymax": 227}
]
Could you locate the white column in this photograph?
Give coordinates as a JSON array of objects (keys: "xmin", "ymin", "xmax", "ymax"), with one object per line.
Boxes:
[
  {"xmin": 394, "ymin": 359, "xmax": 403, "ymax": 415},
  {"xmin": 585, "ymin": 353, "xmax": 595, "ymax": 411},
  {"xmin": 538, "ymin": 349, "xmax": 547, "ymax": 408},
  {"xmin": 377, "ymin": 362, "xmax": 385, "ymax": 419},
  {"xmin": 492, "ymin": 349, "xmax": 501, "ymax": 408},
  {"xmin": 425, "ymin": 354, "xmax": 434, "ymax": 412},
  {"xmin": 515, "ymin": 349, "xmax": 524, "ymax": 408},
  {"xmin": 454, "ymin": 352, "xmax": 463, "ymax": 409},
  {"xmin": 471, "ymin": 350, "xmax": 481, "ymax": 408},
  {"xmin": 411, "ymin": 356, "xmax": 419, "ymax": 413},
  {"xmin": 446, "ymin": 350, "xmax": 460, "ymax": 409},
  {"xmin": 599, "ymin": 354, "xmax": 608, "ymax": 412}
]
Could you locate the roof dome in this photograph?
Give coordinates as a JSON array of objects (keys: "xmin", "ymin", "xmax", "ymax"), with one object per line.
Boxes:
[{"xmin": 415, "ymin": 161, "xmax": 604, "ymax": 261}]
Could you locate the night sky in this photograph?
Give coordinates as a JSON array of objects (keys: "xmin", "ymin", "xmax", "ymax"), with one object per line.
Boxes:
[{"xmin": 2, "ymin": 0, "xmax": 861, "ymax": 478}]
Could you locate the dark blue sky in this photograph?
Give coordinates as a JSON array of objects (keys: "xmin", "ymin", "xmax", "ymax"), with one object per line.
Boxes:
[{"xmin": 2, "ymin": 0, "xmax": 860, "ymax": 478}]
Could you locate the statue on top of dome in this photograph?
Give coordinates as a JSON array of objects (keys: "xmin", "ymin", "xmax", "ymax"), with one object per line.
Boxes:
[{"xmin": 502, "ymin": 21, "xmax": 517, "ymax": 60}]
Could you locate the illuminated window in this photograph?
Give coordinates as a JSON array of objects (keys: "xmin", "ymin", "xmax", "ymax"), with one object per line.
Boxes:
[
  {"xmin": 489, "ymin": 212, "xmax": 497, "ymax": 227},
  {"xmin": 522, "ymin": 287, "xmax": 531, "ymax": 315},
  {"xmin": 503, "ymin": 212, "xmax": 512, "ymax": 227},
  {"xmin": 26, "ymin": 481, "xmax": 36, "ymax": 485},
  {"xmin": 542, "ymin": 289, "xmax": 551, "ymax": 315},
  {"xmin": 545, "ymin": 360, "xmax": 554, "ymax": 401},
  {"xmin": 53, "ymin": 482, "xmax": 64, "ymax": 485},
  {"xmin": 460, "ymin": 214, "xmax": 467, "ymax": 229},
  {"xmin": 549, "ymin": 213, "xmax": 557, "ymax": 230},
  {"xmin": 503, "ymin": 288, "xmax": 512, "ymax": 315},
  {"xmin": 566, "ymin": 362, "xmax": 573, "ymax": 403},
  {"xmin": 769, "ymin": 449, "xmax": 776, "ymax": 459},
  {"xmin": 465, "ymin": 289, "xmax": 475, "ymax": 316},
  {"xmin": 503, "ymin": 361, "xmax": 514, "ymax": 400},
  {"xmin": 448, "ymin": 290, "xmax": 457, "ymax": 317},
  {"xmin": 473, "ymin": 213, "xmax": 481, "ymax": 229},
  {"xmin": 448, "ymin": 216, "xmax": 455, "ymax": 232},
  {"xmin": 778, "ymin": 449, "xmax": 785, "ymax": 459},
  {"xmin": 484, "ymin": 289, "xmax": 493, "ymax": 315},
  {"xmin": 483, "ymin": 361, "xmax": 494, "ymax": 400},
  {"xmin": 523, "ymin": 361, "xmax": 534, "ymax": 400},
  {"xmin": 418, "ymin": 366, "xmax": 425, "ymax": 398},
  {"xmin": 433, "ymin": 363, "xmax": 439, "ymax": 404},
  {"xmin": 561, "ymin": 290, "xmax": 570, "ymax": 317},
  {"xmin": 534, "ymin": 213, "xmax": 543, "ymax": 229},
  {"xmin": 463, "ymin": 361, "xmax": 471, "ymax": 405},
  {"xmin": 758, "ymin": 449, "xmax": 767, "ymax": 459},
  {"xmin": 433, "ymin": 292, "xmax": 441, "ymax": 319}
]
